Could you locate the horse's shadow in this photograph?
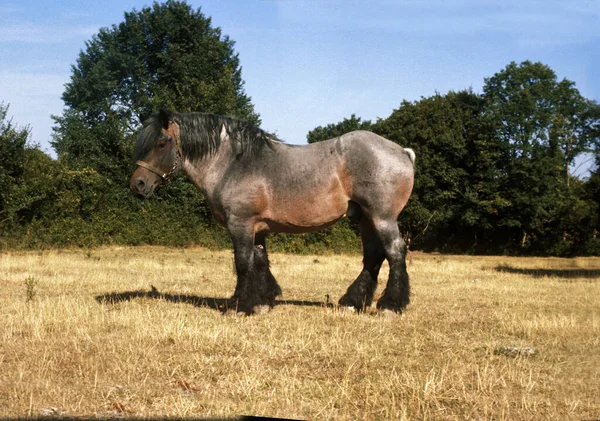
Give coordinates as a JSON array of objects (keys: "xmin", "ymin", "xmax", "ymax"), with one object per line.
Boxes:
[
  {"xmin": 95, "ymin": 285, "xmax": 334, "ymax": 312},
  {"xmin": 495, "ymin": 265, "xmax": 600, "ymax": 281}
]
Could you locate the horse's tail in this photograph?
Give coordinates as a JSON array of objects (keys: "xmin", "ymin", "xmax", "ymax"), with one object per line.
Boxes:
[{"xmin": 404, "ymin": 148, "xmax": 416, "ymax": 166}]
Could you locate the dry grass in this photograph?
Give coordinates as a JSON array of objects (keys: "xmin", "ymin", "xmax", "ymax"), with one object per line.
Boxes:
[{"xmin": 0, "ymin": 247, "xmax": 599, "ymax": 420}]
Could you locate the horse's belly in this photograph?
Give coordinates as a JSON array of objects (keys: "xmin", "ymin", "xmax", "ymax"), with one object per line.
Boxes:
[
  {"xmin": 266, "ymin": 193, "xmax": 348, "ymax": 233},
  {"xmin": 259, "ymin": 157, "xmax": 350, "ymax": 234},
  {"xmin": 272, "ymin": 215, "xmax": 345, "ymax": 233}
]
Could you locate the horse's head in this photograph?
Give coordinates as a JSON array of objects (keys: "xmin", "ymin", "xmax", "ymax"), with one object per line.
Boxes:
[{"xmin": 130, "ymin": 110, "xmax": 182, "ymax": 198}]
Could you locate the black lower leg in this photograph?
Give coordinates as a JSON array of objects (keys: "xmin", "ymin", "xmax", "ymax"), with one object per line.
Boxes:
[
  {"xmin": 376, "ymin": 222, "xmax": 410, "ymax": 312},
  {"xmin": 339, "ymin": 218, "xmax": 385, "ymax": 311},
  {"xmin": 253, "ymin": 236, "xmax": 282, "ymax": 304},
  {"xmin": 376, "ymin": 260, "xmax": 410, "ymax": 311},
  {"xmin": 229, "ymin": 271, "xmax": 262, "ymax": 315},
  {"xmin": 228, "ymin": 224, "xmax": 263, "ymax": 314}
]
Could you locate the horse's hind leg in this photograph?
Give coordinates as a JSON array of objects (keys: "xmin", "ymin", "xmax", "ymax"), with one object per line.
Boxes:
[
  {"xmin": 338, "ymin": 217, "xmax": 386, "ymax": 311},
  {"xmin": 254, "ymin": 235, "xmax": 282, "ymax": 305},
  {"xmin": 372, "ymin": 218, "xmax": 410, "ymax": 313}
]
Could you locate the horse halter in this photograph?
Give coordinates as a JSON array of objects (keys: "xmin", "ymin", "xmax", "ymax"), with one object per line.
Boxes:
[{"xmin": 135, "ymin": 121, "xmax": 183, "ymax": 183}]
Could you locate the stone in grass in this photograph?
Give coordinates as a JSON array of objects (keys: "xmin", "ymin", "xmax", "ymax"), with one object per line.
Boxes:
[
  {"xmin": 40, "ymin": 407, "xmax": 64, "ymax": 417},
  {"xmin": 494, "ymin": 346, "xmax": 536, "ymax": 357}
]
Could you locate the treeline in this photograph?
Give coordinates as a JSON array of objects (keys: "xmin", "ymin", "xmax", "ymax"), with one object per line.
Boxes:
[
  {"xmin": 1, "ymin": 1, "xmax": 599, "ymax": 256},
  {"xmin": 308, "ymin": 63, "xmax": 600, "ymax": 255},
  {"xmin": 0, "ymin": 101, "xmax": 359, "ymax": 253}
]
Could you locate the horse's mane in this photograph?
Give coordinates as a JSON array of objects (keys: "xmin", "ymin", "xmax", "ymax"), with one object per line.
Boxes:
[{"xmin": 134, "ymin": 111, "xmax": 279, "ymax": 162}]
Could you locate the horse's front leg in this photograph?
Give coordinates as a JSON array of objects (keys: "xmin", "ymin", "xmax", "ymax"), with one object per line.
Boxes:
[
  {"xmin": 254, "ymin": 235, "xmax": 282, "ymax": 305},
  {"xmin": 227, "ymin": 220, "xmax": 270, "ymax": 315}
]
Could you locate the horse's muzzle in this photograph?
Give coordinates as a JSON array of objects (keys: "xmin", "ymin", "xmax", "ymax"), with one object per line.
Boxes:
[{"xmin": 130, "ymin": 176, "xmax": 155, "ymax": 199}]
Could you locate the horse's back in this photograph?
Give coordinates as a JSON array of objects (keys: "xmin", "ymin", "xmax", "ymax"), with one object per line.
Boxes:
[{"xmin": 338, "ymin": 130, "xmax": 411, "ymax": 160}]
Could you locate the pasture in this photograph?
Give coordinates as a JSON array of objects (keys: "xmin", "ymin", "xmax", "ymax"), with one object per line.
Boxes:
[{"xmin": 1, "ymin": 247, "xmax": 599, "ymax": 419}]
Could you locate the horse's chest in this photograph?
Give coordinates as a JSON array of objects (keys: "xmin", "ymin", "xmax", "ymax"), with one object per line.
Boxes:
[{"xmin": 205, "ymin": 195, "xmax": 228, "ymax": 225}]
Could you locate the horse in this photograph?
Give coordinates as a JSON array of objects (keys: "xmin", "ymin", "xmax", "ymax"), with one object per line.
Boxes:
[{"xmin": 130, "ymin": 110, "xmax": 415, "ymax": 315}]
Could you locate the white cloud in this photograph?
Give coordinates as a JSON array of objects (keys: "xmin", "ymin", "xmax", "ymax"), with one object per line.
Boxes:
[
  {"xmin": 0, "ymin": 70, "xmax": 68, "ymax": 156},
  {"xmin": 0, "ymin": 4, "xmax": 23, "ymax": 15},
  {"xmin": 275, "ymin": 0, "xmax": 600, "ymax": 45},
  {"xmin": 0, "ymin": 71, "xmax": 66, "ymax": 99},
  {"xmin": 0, "ymin": 22, "xmax": 98, "ymax": 44}
]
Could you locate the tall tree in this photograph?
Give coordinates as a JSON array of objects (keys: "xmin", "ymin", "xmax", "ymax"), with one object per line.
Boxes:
[
  {"xmin": 484, "ymin": 61, "xmax": 599, "ymax": 185},
  {"xmin": 52, "ymin": 0, "xmax": 258, "ymax": 180},
  {"xmin": 374, "ymin": 90, "xmax": 501, "ymax": 252},
  {"xmin": 483, "ymin": 61, "xmax": 600, "ymax": 251}
]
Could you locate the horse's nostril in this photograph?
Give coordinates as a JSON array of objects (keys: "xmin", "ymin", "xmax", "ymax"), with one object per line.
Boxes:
[{"xmin": 131, "ymin": 177, "xmax": 146, "ymax": 195}]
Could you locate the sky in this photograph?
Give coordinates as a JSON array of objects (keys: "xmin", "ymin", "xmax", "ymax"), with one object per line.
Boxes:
[{"xmin": 1, "ymin": 0, "xmax": 599, "ymax": 174}]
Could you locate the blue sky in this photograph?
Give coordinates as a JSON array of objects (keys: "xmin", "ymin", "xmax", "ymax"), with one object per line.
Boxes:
[{"xmin": 1, "ymin": 0, "xmax": 599, "ymax": 174}]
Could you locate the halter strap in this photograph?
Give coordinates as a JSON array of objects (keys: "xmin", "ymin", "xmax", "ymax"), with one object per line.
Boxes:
[{"xmin": 135, "ymin": 160, "xmax": 169, "ymax": 180}]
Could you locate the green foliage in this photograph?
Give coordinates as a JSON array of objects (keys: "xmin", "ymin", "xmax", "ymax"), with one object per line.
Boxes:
[
  {"xmin": 24, "ymin": 276, "xmax": 37, "ymax": 303},
  {"xmin": 0, "ymin": 104, "xmax": 63, "ymax": 236},
  {"xmin": 0, "ymin": 103, "xmax": 29, "ymax": 224},
  {"xmin": 482, "ymin": 61, "xmax": 599, "ymax": 253},
  {"xmin": 484, "ymin": 61, "xmax": 597, "ymax": 168}
]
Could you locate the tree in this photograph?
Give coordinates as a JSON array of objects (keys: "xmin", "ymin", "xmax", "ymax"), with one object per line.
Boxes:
[
  {"xmin": 374, "ymin": 90, "xmax": 502, "ymax": 252},
  {"xmin": 52, "ymin": 0, "xmax": 259, "ymax": 180},
  {"xmin": 307, "ymin": 114, "xmax": 373, "ymax": 144},
  {"xmin": 483, "ymin": 61, "xmax": 600, "ymax": 252},
  {"xmin": 484, "ymin": 61, "xmax": 599, "ymax": 185},
  {"xmin": 0, "ymin": 103, "xmax": 30, "ymax": 225},
  {"xmin": 0, "ymin": 103, "xmax": 61, "ymax": 236}
]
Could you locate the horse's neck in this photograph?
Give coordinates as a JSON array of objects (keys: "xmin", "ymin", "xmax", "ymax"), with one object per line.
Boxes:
[{"xmin": 181, "ymin": 141, "xmax": 232, "ymax": 199}]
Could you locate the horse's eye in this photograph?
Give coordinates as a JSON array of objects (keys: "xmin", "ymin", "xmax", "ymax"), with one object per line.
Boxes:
[{"xmin": 157, "ymin": 134, "xmax": 172, "ymax": 149}]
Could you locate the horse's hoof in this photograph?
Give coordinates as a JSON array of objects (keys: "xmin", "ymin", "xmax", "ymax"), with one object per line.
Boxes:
[
  {"xmin": 223, "ymin": 302, "xmax": 252, "ymax": 316},
  {"xmin": 224, "ymin": 309, "xmax": 243, "ymax": 317},
  {"xmin": 340, "ymin": 306, "xmax": 358, "ymax": 314},
  {"xmin": 380, "ymin": 308, "xmax": 400, "ymax": 319},
  {"xmin": 376, "ymin": 296, "xmax": 409, "ymax": 314},
  {"xmin": 252, "ymin": 304, "xmax": 272, "ymax": 315}
]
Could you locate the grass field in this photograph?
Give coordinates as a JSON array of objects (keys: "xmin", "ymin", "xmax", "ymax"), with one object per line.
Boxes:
[{"xmin": 1, "ymin": 246, "xmax": 599, "ymax": 420}]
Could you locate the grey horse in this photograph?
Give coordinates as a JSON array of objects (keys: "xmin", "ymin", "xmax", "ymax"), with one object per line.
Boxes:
[{"xmin": 130, "ymin": 110, "xmax": 415, "ymax": 315}]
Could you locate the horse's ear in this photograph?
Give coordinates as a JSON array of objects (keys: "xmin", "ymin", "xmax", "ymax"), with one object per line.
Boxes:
[
  {"xmin": 138, "ymin": 112, "xmax": 149, "ymax": 124},
  {"xmin": 158, "ymin": 109, "xmax": 173, "ymax": 129}
]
